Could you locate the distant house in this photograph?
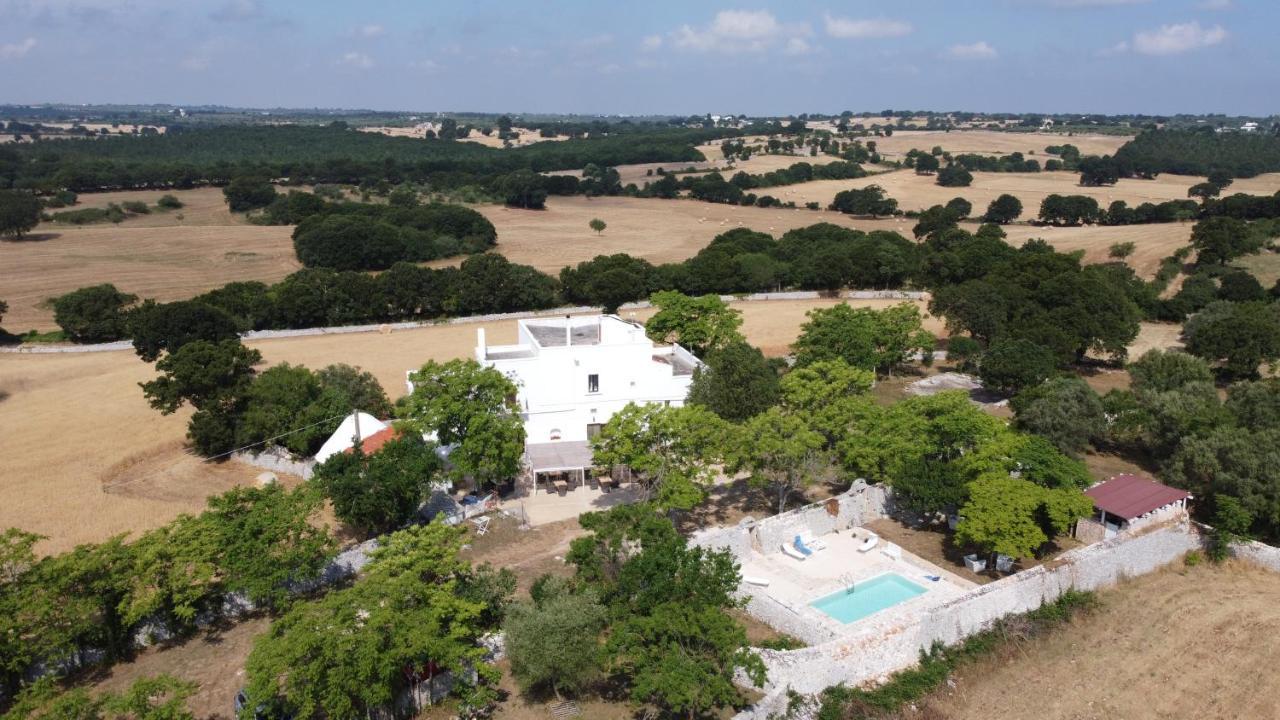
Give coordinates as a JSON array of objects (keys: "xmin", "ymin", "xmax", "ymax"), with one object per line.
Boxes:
[
  {"xmin": 1076, "ymin": 474, "xmax": 1191, "ymax": 542},
  {"xmin": 472, "ymin": 314, "xmax": 702, "ymax": 491},
  {"xmin": 1242, "ymin": 121, "xmax": 1260, "ymax": 133}
]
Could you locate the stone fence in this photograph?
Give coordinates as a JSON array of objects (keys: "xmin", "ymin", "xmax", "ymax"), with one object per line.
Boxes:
[{"xmin": 231, "ymin": 447, "xmax": 316, "ymax": 480}]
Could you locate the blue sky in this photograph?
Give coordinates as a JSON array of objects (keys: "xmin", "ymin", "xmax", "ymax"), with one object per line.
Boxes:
[{"xmin": 0, "ymin": 0, "xmax": 1274, "ymax": 116}]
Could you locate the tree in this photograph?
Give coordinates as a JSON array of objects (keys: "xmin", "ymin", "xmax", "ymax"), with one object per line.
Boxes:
[
  {"xmin": 644, "ymin": 291, "xmax": 744, "ymax": 357},
  {"xmin": 1, "ymin": 675, "xmax": 197, "ymax": 720},
  {"xmin": 1164, "ymin": 426, "xmax": 1280, "ymax": 541},
  {"xmin": 778, "ymin": 359, "xmax": 875, "ymax": 414},
  {"xmin": 222, "ymin": 176, "xmax": 277, "ymax": 212},
  {"xmin": 792, "ymin": 302, "xmax": 934, "ymax": 376},
  {"xmin": 1190, "ymin": 216, "xmax": 1259, "ymax": 265},
  {"xmin": 245, "ymin": 523, "xmax": 491, "ymax": 720},
  {"xmin": 0, "ymin": 190, "xmax": 41, "ymax": 240},
  {"xmin": 936, "ymin": 164, "xmax": 973, "ymax": 187},
  {"xmin": 1184, "ymin": 301, "xmax": 1280, "ymax": 379},
  {"xmin": 1039, "ymin": 194, "xmax": 1102, "ymax": 225},
  {"xmin": 314, "ymin": 363, "xmax": 393, "ymax": 419},
  {"xmin": 978, "ymin": 338, "xmax": 1058, "ymax": 395},
  {"xmin": 1218, "ymin": 271, "xmax": 1267, "ymax": 302},
  {"xmin": 313, "ymin": 434, "xmax": 443, "ymax": 536},
  {"xmin": 127, "ymin": 300, "xmax": 240, "ymax": 362},
  {"xmin": 588, "ymin": 218, "xmax": 606, "ymax": 234},
  {"xmin": 52, "ymin": 284, "xmax": 138, "ymax": 343},
  {"xmin": 140, "ymin": 339, "xmax": 260, "ymax": 414},
  {"xmin": 1128, "ymin": 349, "xmax": 1214, "ymax": 393},
  {"xmin": 687, "ymin": 341, "xmax": 780, "ymax": 422},
  {"xmin": 954, "ymin": 473, "xmax": 1093, "ymax": 561},
  {"xmin": 497, "ymin": 169, "xmax": 547, "ymax": 209},
  {"xmin": 945, "ymin": 196, "xmax": 973, "ymax": 219},
  {"xmin": 730, "ymin": 407, "xmax": 829, "ymax": 513},
  {"xmin": 1109, "ymin": 241, "xmax": 1136, "ymax": 259},
  {"xmin": 1011, "ymin": 377, "xmax": 1104, "ymax": 457},
  {"xmin": 983, "ymin": 193, "xmax": 1023, "ymax": 224},
  {"xmin": 590, "ymin": 403, "xmax": 730, "ymax": 511},
  {"xmin": 400, "ymin": 359, "xmax": 526, "ymax": 488},
  {"xmin": 503, "ymin": 585, "xmax": 607, "ymax": 699},
  {"xmin": 914, "ymin": 153, "xmax": 940, "ymax": 175},
  {"xmin": 1188, "ymin": 182, "xmax": 1221, "ymax": 200},
  {"xmin": 830, "ymin": 185, "xmax": 898, "ymax": 217},
  {"xmin": 1208, "ymin": 494, "xmax": 1253, "ymax": 561},
  {"xmin": 1078, "ymin": 156, "xmax": 1120, "ymax": 186}
]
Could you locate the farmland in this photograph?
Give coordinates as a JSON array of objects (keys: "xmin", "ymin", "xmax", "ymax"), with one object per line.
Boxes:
[{"xmin": 0, "ymin": 297, "xmax": 936, "ymax": 554}]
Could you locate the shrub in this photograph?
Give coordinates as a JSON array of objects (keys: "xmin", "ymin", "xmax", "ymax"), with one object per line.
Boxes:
[
  {"xmin": 52, "ymin": 284, "xmax": 138, "ymax": 342},
  {"xmin": 157, "ymin": 194, "xmax": 184, "ymax": 209}
]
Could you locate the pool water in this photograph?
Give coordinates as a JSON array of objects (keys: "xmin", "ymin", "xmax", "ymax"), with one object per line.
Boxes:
[{"xmin": 810, "ymin": 574, "xmax": 927, "ymax": 623}]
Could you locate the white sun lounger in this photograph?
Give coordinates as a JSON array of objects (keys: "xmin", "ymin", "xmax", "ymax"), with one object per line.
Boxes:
[
  {"xmin": 858, "ymin": 534, "xmax": 879, "ymax": 553},
  {"xmin": 781, "ymin": 542, "xmax": 808, "ymax": 560},
  {"xmin": 799, "ymin": 534, "xmax": 828, "ymax": 551},
  {"xmin": 743, "ymin": 575, "xmax": 771, "ymax": 587}
]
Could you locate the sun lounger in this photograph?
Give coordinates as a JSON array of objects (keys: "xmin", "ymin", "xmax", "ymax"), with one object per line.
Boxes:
[
  {"xmin": 880, "ymin": 543, "xmax": 901, "ymax": 560},
  {"xmin": 781, "ymin": 542, "xmax": 807, "ymax": 560},
  {"xmin": 793, "ymin": 535, "xmax": 815, "ymax": 556},
  {"xmin": 798, "ymin": 534, "xmax": 827, "ymax": 551},
  {"xmin": 743, "ymin": 575, "xmax": 771, "ymax": 587},
  {"xmin": 857, "ymin": 533, "xmax": 879, "ymax": 553}
]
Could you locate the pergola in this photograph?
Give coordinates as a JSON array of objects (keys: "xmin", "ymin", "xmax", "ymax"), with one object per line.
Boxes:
[{"xmin": 525, "ymin": 441, "xmax": 594, "ymax": 495}]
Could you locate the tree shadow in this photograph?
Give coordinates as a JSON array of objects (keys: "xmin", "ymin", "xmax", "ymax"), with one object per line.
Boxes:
[{"xmin": 3, "ymin": 232, "xmax": 61, "ymax": 243}]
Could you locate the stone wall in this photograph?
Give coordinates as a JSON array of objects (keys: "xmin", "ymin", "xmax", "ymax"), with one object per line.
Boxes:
[
  {"xmin": 232, "ymin": 447, "xmax": 315, "ymax": 480},
  {"xmin": 743, "ymin": 517, "xmax": 1204, "ymax": 699},
  {"xmin": 1232, "ymin": 538, "xmax": 1280, "ymax": 572}
]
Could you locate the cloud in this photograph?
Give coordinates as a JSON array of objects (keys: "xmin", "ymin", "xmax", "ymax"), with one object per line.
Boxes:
[
  {"xmin": 410, "ymin": 58, "xmax": 441, "ymax": 74},
  {"xmin": 641, "ymin": 34, "xmax": 663, "ymax": 50},
  {"xmin": 669, "ymin": 9, "xmax": 809, "ymax": 54},
  {"xmin": 945, "ymin": 41, "xmax": 998, "ymax": 60},
  {"xmin": 784, "ymin": 37, "xmax": 813, "ymax": 55},
  {"xmin": 0, "ymin": 36, "xmax": 37, "ymax": 59},
  {"xmin": 822, "ymin": 14, "xmax": 912, "ymax": 39},
  {"xmin": 357, "ymin": 24, "xmax": 384, "ymax": 38},
  {"xmin": 337, "ymin": 51, "xmax": 374, "ymax": 69},
  {"xmin": 1132, "ymin": 21, "xmax": 1227, "ymax": 55}
]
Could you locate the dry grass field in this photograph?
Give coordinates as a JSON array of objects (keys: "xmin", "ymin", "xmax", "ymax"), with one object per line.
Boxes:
[
  {"xmin": 925, "ymin": 561, "xmax": 1280, "ymax": 720},
  {"xmin": 759, "ymin": 167, "xmax": 1280, "ymax": 213},
  {"xmin": 0, "ymin": 298, "xmax": 938, "ymax": 554},
  {"xmin": 857, "ymin": 129, "xmax": 1129, "ymax": 161}
]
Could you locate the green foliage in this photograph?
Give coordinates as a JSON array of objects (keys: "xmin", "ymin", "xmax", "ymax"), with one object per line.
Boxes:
[
  {"xmin": 1, "ymin": 675, "xmax": 196, "ymax": 720},
  {"xmin": 156, "ymin": 194, "xmax": 183, "ymax": 209},
  {"xmin": 778, "ymin": 359, "xmax": 874, "ymax": 414},
  {"xmin": 946, "ymin": 336, "xmax": 982, "ymax": 372},
  {"xmin": 400, "ymin": 359, "xmax": 526, "ymax": 488},
  {"xmin": 1184, "ymin": 300, "xmax": 1280, "ymax": 379},
  {"xmin": 313, "ymin": 434, "xmax": 443, "ymax": 536},
  {"xmin": 792, "ymin": 302, "xmax": 934, "ymax": 376},
  {"xmin": 291, "ymin": 202, "xmax": 497, "ymax": 271},
  {"xmin": 127, "ymin": 299, "xmax": 240, "ymax": 362},
  {"xmin": 978, "ymin": 337, "xmax": 1059, "ymax": 395},
  {"xmin": 590, "ymin": 404, "xmax": 731, "ymax": 511},
  {"xmin": 983, "ymin": 193, "xmax": 1023, "ymax": 224},
  {"xmin": 0, "ymin": 190, "xmax": 42, "ymax": 239},
  {"xmin": 52, "ymin": 284, "xmax": 137, "ymax": 342},
  {"xmin": 223, "ymin": 177, "xmax": 277, "ymax": 212},
  {"xmin": 954, "ymin": 473, "xmax": 1093, "ymax": 560},
  {"xmin": 503, "ymin": 584, "xmax": 608, "ymax": 698},
  {"xmin": 644, "ymin": 291, "xmax": 744, "ymax": 357},
  {"xmin": 935, "ymin": 164, "xmax": 973, "ymax": 187},
  {"xmin": 1208, "ymin": 495, "xmax": 1254, "ymax": 562},
  {"xmin": 829, "ymin": 184, "xmax": 898, "ymax": 217},
  {"xmin": 588, "ymin": 217, "xmax": 606, "ymax": 234},
  {"xmin": 246, "ymin": 523, "xmax": 491, "ymax": 720},
  {"xmin": 1011, "ymin": 377, "xmax": 1105, "ymax": 457},
  {"xmin": 1113, "ymin": 129, "xmax": 1280, "ymax": 178},
  {"xmin": 1128, "ymin": 349, "xmax": 1214, "ymax": 393},
  {"xmin": 1039, "ymin": 194, "xmax": 1102, "ymax": 225},
  {"xmin": 559, "ymin": 253, "xmax": 655, "ymax": 313},
  {"xmin": 139, "ymin": 339, "xmax": 261, "ymax": 414},
  {"xmin": 1190, "ymin": 216, "xmax": 1262, "ymax": 265},
  {"xmin": 1109, "ymin": 241, "xmax": 1136, "ymax": 259},
  {"xmin": 687, "ymin": 340, "xmax": 781, "ymax": 422},
  {"xmin": 728, "ymin": 406, "xmax": 829, "ymax": 513}
]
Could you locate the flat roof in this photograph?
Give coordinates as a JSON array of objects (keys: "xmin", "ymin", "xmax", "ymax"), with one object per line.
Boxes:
[
  {"xmin": 526, "ymin": 441, "xmax": 593, "ymax": 472},
  {"xmin": 1085, "ymin": 474, "xmax": 1190, "ymax": 521}
]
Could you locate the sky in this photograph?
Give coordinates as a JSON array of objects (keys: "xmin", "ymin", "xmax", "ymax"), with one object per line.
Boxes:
[{"xmin": 0, "ymin": 0, "xmax": 1275, "ymax": 116}]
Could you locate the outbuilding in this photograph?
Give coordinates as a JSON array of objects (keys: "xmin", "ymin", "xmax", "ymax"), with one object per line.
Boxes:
[{"xmin": 1076, "ymin": 474, "xmax": 1191, "ymax": 541}]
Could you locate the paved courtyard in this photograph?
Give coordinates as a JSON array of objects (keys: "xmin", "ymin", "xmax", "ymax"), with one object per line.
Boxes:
[{"xmin": 740, "ymin": 527, "xmax": 977, "ymax": 639}]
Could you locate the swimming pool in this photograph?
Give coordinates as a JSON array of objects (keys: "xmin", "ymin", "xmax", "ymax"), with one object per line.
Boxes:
[{"xmin": 810, "ymin": 573, "xmax": 927, "ymax": 624}]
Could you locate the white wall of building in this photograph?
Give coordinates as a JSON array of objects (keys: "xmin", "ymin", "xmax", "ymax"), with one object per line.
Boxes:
[{"xmin": 477, "ymin": 315, "xmax": 700, "ymax": 444}]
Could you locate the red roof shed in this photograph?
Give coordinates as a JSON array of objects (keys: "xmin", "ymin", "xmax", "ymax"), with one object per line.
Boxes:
[
  {"xmin": 345, "ymin": 426, "xmax": 402, "ymax": 456},
  {"xmin": 1084, "ymin": 474, "xmax": 1190, "ymax": 521}
]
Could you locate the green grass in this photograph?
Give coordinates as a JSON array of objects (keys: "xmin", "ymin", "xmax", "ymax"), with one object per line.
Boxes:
[
  {"xmin": 815, "ymin": 589, "xmax": 1097, "ymax": 719},
  {"xmin": 16, "ymin": 329, "xmax": 69, "ymax": 343}
]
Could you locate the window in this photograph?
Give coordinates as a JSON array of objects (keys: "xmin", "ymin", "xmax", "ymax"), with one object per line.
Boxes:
[
  {"xmin": 587, "ymin": 374, "xmax": 599, "ymax": 393},
  {"xmin": 587, "ymin": 423, "xmax": 603, "ymax": 439}
]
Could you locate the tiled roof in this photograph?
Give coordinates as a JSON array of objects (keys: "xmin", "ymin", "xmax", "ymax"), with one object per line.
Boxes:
[{"xmin": 1085, "ymin": 474, "xmax": 1190, "ymax": 521}]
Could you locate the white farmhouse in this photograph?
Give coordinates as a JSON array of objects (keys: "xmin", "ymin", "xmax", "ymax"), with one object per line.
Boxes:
[{"xmin": 475, "ymin": 314, "xmax": 702, "ymax": 487}]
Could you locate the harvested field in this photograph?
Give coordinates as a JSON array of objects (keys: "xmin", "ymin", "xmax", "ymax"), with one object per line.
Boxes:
[
  {"xmin": 1002, "ymin": 222, "xmax": 1193, "ymax": 279},
  {"xmin": 53, "ymin": 187, "xmax": 246, "ymax": 227},
  {"xmin": 0, "ymin": 223, "xmax": 296, "ymax": 331},
  {"xmin": 757, "ymin": 168, "xmax": 1280, "ymax": 213},
  {"xmin": 470, "ymin": 196, "xmax": 911, "ymax": 273},
  {"xmin": 925, "ymin": 561, "xmax": 1280, "ymax": 720},
  {"xmin": 853, "ymin": 129, "xmax": 1130, "ymax": 161},
  {"xmin": 0, "ymin": 298, "xmax": 934, "ymax": 554}
]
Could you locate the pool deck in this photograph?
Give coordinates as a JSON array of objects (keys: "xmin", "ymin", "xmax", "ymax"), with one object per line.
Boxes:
[{"xmin": 741, "ymin": 528, "xmax": 977, "ymax": 639}]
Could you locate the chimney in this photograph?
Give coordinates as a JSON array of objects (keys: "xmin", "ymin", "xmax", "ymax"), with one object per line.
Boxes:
[{"xmin": 476, "ymin": 328, "xmax": 486, "ymax": 360}]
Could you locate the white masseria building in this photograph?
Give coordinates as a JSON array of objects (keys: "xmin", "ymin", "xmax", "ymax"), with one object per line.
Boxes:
[{"xmin": 476, "ymin": 314, "xmax": 702, "ymax": 489}]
